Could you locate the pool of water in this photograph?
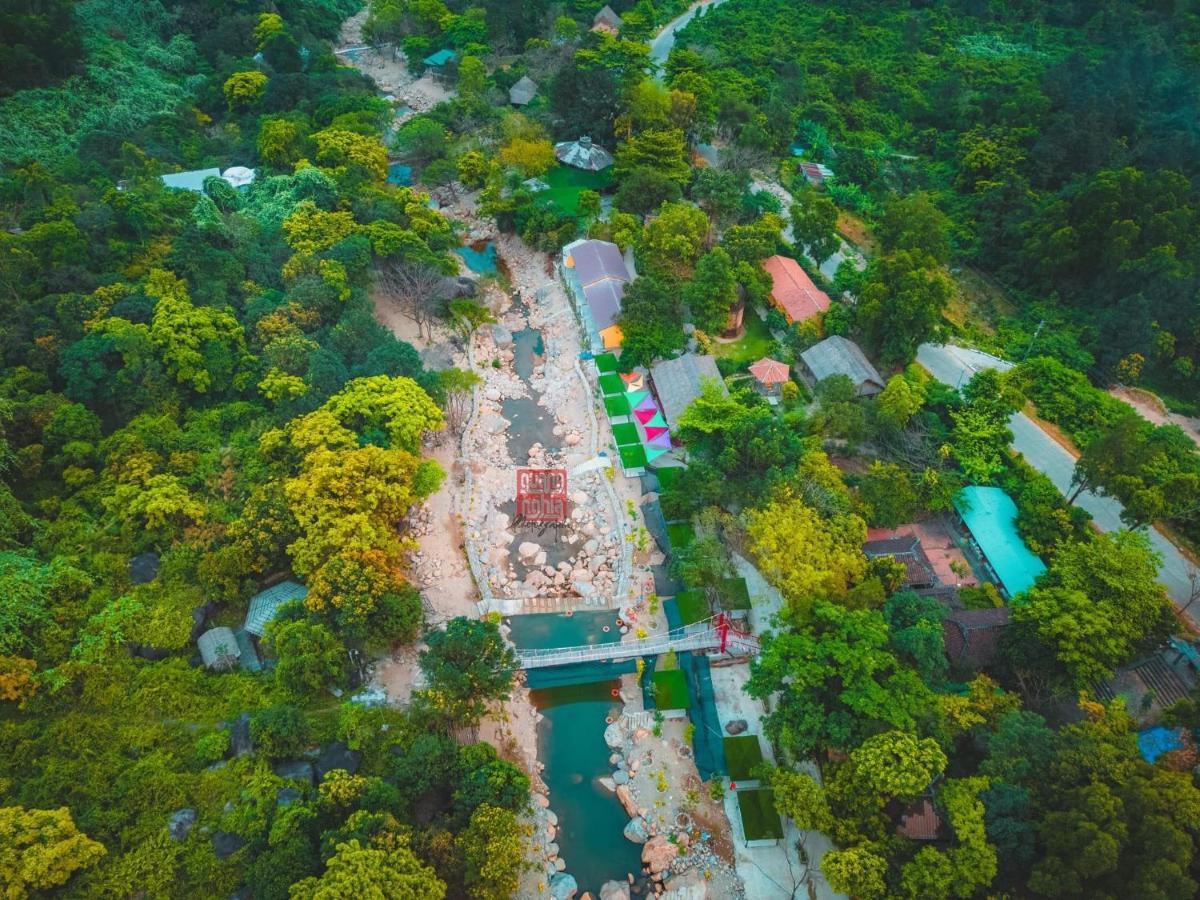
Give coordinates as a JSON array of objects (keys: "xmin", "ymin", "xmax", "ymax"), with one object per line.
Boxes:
[
  {"xmin": 454, "ymin": 241, "xmax": 498, "ymax": 274},
  {"xmin": 387, "ymin": 162, "xmax": 412, "ymax": 185},
  {"xmin": 510, "ymin": 613, "xmax": 644, "ymax": 893},
  {"xmin": 501, "ymin": 325, "xmax": 554, "ymax": 464}
]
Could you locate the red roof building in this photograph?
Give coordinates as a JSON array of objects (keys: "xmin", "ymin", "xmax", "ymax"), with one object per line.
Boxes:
[
  {"xmin": 761, "ymin": 255, "xmax": 831, "ymax": 325},
  {"xmin": 897, "ymin": 798, "xmax": 943, "ymax": 841},
  {"xmin": 943, "ymin": 607, "xmax": 1012, "ymax": 670}
]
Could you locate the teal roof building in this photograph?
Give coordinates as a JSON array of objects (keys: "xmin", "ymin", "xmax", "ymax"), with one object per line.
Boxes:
[
  {"xmin": 244, "ymin": 580, "xmax": 307, "ymax": 637},
  {"xmin": 423, "ymin": 49, "xmax": 456, "ymax": 67},
  {"xmin": 953, "ymin": 486, "xmax": 1046, "ymax": 598}
]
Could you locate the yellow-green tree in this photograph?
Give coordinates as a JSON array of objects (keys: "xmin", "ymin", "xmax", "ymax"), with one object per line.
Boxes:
[
  {"xmin": 311, "ymin": 129, "xmax": 388, "ymax": 181},
  {"xmin": 459, "ymin": 804, "xmax": 525, "ymax": 900},
  {"xmin": 744, "ymin": 493, "xmax": 866, "ymax": 610},
  {"xmin": 318, "ymin": 375, "xmax": 444, "ymax": 453},
  {"xmin": 289, "ymin": 839, "xmax": 445, "ymax": 899},
  {"xmin": 257, "ymin": 117, "xmax": 309, "ymax": 168},
  {"xmin": 0, "ymin": 805, "xmax": 106, "ymax": 897},
  {"xmin": 146, "ymin": 269, "xmax": 250, "ymax": 393},
  {"xmin": 498, "ymin": 138, "xmax": 556, "ymax": 177},
  {"xmin": 281, "ymin": 201, "xmax": 358, "ymax": 255},
  {"xmin": 223, "ymin": 71, "xmax": 269, "ymax": 110},
  {"xmin": 254, "ymin": 12, "xmax": 285, "ymax": 48},
  {"xmin": 641, "ymin": 201, "xmax": 709, "ymax": 277}
]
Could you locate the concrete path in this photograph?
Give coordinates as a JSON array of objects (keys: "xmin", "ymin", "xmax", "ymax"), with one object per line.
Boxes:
[
  {"xmin": 649, "ymin": 0, "xmax": 730, "ymax": 67},
  {"xmin": 917, "ymin": 344, "xmax": 1198, "ymax": 619}
]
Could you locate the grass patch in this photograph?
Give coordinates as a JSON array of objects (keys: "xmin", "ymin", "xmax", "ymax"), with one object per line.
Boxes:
[
  {"xmin": 655, "ymin": 467, "xmax": 681, "ymax": 490},
  {"xmin": 710, "ymin": 306, "xmax": 775, "ymax": 368},
  {"xmin": 651, "ymin": 669, "xmax": 689, "ymax": 710},
  {"xmin": 724, "ymin": 735, "xmax": 765, "ymax": 781},
  {"xmin": 618, "ymin": 444, "xmax": 647, "ymax": 470},
  {"xmin": 675, "ymin": 589, "xmax": 710, "ymax": 626},
  {"xmin": 666, "ymin": 521, "xmax": 696, "ymax": 552},
  {"xmin": 737, "ymin": 789, "xmax": 784, "ymax": 841},
  {"xmin": 599, "ymin": 373, "xmax": 625, "ymax": 396},
  {"xmin": 719, "ymin": 577, "xmax": 752, "ymax": 610},
  {"xmin": 536, "ymin": 164, "xmax": 614, "ymax": 217},
  {"xmin": 612, "ymin": 421, "xmax": 640, "ymax": 446},
  {"xmin": 603, "ymin": 394, "xmax": 631, "ymax": 418},
  {"xmin": 594, "ymin": 352, "xmax": 618, "ymax": 374}
]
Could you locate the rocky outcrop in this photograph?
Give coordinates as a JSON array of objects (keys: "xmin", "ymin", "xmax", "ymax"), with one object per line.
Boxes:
[
  {"xmin": 642, "ymin": 836, "xmax": 679, "ymax": 876},
  {"xmin": 599, "ymin": 881, "xmax": 631, "ymax": 900},
  {"xmin": 167, "ymin": 808, "xmax": 196, "ymax": 842},
  {"xmin": 549, "ymin": 872, "xmax": 578, "ymax": 899},
  {"xmin": 724, "ymin": 719, "xmax": 748, "ymax": 735},
  {"xmin": 616, "ymin": 784, "xmax": 638, "ymax": 818},
  {"xmin": 662, "ymin": 869, "xmax": 708, "ymax": 899},
  {"xmin": 623, "ymin": 816, "xmax": 650, "ymax": 844}
]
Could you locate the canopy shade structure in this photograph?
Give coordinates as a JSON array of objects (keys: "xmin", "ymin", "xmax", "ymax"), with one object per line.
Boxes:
[
  {"xmin": 645, "ymin": 445, "xmax": 670, "ymax": 462},
  {"xmin": 953, "ymin": 487, "xmax": 1046, "ymax": 598},
  {"xmin": 626, "ymin": 390, "xmax": 650, "ymax": 407},
  {"xmin": 635, "ymin": 407, "xmax": 658, "ymax": 425},
  {"xmin": 646, "ymin": 411, "xmax": 667, "ymax": 429},
  {"xmin": 647, "ymin": 431, "xmax": 672, "ymax": 449},
  {"xmin": 644, "ymin": 425, "xmax": 669, "ymax": 441},
  {"xmin": 634, "ymin": 394, "xmax": 658, "ymax": 412}
]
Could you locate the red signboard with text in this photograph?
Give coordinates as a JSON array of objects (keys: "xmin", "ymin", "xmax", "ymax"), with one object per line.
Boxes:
[{"xmin": 516, "ymin": 468, "xmax": 569, "ymax": 523}]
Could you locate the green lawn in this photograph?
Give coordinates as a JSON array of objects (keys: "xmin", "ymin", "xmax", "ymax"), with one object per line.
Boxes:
[
  {"xmin": 724, "ymin": 735, "xmax": 766, "ymax": 781},
  {"xmin": 737, "ymin": 789, "xmax": 784, "ymax": 841},
  {"xmin": 710, "ymin": 306, "xmax": 777, "ymax": 368},
  {"xmin": 719, "ymin": 577, "xmax": 752, "ymax": 610},
  {"xmin": 666, "ymin": 521, "xmax": 696, "ymax": 552},
  {"xmin": 612, "ymin": 421, "xmax": 640, "ymax": 446},
  {"xmin": 652, "ymin": 669, "xmax": 690, "ymax": 710},
  {"xmin": 655, "ymin": 467, "xmax": 681, "ymax": 490},
  {"xmin": 598, "ymin": 373, "xmax": 625, "ymax": 396},
  {"xmin": 675, "ymin": 589, "xmax": 710, "ymax": 626},
  {"xmin": 618, "ymin": 444, "xmax": 647, "ymax": 470},
  {"xmin": 603, "ymin": 394, "xmax": 631, "ymax": 418},
  {"xmin": 594, "ymin": 352, "xmax": 618, "ymax": 374},
  {"xmin": 536, "ymin": 164, "xmax": 614, "ymax": 217}
]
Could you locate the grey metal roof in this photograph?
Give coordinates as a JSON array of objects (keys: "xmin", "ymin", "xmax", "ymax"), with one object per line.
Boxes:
[
  {"xmin": 244, "ymin": 580, "xmax": 307, "ymax": 637},
  {"xmin": 509, "ymin": 76, "xmax": 538, "ymax": 105},
  {"xmin": 800, "ymin": 336, "xmax": 884, "ymax": 394},
  {"xmin": 650, "ymin": 354, "xmax": 727, "ymax": 426},
  {"xmin": 161, "ymin": 168, "xmax": 221, "ymax": 192},
  {"xmin": 554, "ymin": 136, "xmax": 614, "ymax": 171},
  {"xmin": 584, "ymin": 279, "xmax": 626, "ymax": 331},
  {"xmin": 594, "ymin": 5, "xmax": 623, "ymax": 27},
  {"xmin": 198, "ymin": 626, "xmax": 241, "ymax": 669},
  {"xmin": 569, "ymin": 239, "xmax": 628, "ymax": 286}
]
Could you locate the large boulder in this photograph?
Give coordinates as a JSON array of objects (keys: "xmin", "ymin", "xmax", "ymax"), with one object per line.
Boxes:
[
  {"xmin": 212, "ymin": 831, "xmax": 245, "ymax": 859},
  {"xmin": 623, "ymin": 816, "xmax": 650, "ymax": 844},
  {"xmin": 724, "ymin": 719, "xmax": 748, "ymax": 735},
  {"xmin": 662, "ymin": 869, "xmax": 708, "ymax": 899},
  {"xmin": 549, "ymin": 872, "xmax": 578, "ymax": 899},
  {"xmin": 518, "ymin": 541, "xmax": 541, "ymax": 562},
  {"xmin": 641, "ymin": 836, "xmax": 679, "ymax": 876},
  {"xmin": 228, "ymin": 713, "xmax": 253, "ymax": 757},
  {"xmin": 599, "ymin": 882, "xmax": 631, "ymax": 900},
  {"xmin": 167, "ymin": 808, "xmax": 197, "ymax": 842},
  {"xmin": 615, "ymin": 785, "xmax": 638, "ymax": 818},
  {"xmin": 316, "ymin": 741, "xmax": 363, "ymax": 780},
  {"xmin": 612, "ymin": 769, "xmax": 629, "ymax": 786},
  {"xmin": 273, "ymin": 760, "xmax": 315, "ymax": 785},
  {"xmin": 276, "ymin": 787, "xmax": 302, "ymax": 808}
]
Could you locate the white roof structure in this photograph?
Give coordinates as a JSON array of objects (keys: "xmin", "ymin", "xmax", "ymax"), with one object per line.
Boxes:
[
  {"xmin": 509, "ymin": 75, "xmax": 538, "ymax": 106},
  {"xmin": 197, "ymin": 626, "xmax": 241, "ymax": 670},
  {"xmin": 161, "ymin": 168, "xmax": 221, "ymax": 192},
  {"xmin": 554, "ymin": 136, "xmax": 614, "ymax": 171},
  {"xmin": 222, "ymin": 166, "xmax": 256, "ymax": 188},
  {"xmin": 244, "ymin": 580, "xmax": 307, "ymax": 637}
]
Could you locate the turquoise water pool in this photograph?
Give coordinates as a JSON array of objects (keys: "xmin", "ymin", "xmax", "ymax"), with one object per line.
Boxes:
[{"xmin": 454, "ymin": 241, "xmax": 497, "ymax": 274}]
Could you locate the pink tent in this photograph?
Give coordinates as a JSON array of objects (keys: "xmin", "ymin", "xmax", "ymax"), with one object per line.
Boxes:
[
  {"xmin": 634, "ymin": 407, "xmax": 658, "ymax": 425},
  {"xmin": 644, "ymin": 425, "xmax": 669, "ymax": 441}
]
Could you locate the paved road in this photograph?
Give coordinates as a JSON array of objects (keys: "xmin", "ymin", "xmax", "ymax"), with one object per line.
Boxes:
[
  {"xmin": 649, "ymin": 0, "xmax": 730, "ymax": 66},
  {"xmin": 917, "ymin": 344, "xmax": 1198, "ymax": 617}
]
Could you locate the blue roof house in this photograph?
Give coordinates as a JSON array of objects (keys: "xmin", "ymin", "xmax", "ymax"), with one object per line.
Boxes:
[
  {"xmin": 953, "ymin": 486, "xmax": 1046, "ymax": 599},
  {"xmin": 244, "ymin": 580, "xmax": 307, "ymax": 637},
  {"xmin": 423, "ymin": 49, "xmax": 456, "ymax": 68}
]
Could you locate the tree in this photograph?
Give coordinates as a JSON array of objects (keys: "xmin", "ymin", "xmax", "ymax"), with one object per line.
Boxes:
[
  {"xmin": 823, "ymin": 846, "xmax": 888, "ymax": 900},
  {"xmin": 791, "ymin": 190, "xmax": 840, "ymax": 265},
  {"xmin": 640, "ymin": 201, "xmax": 709, "ymax": 277},
  {"xmin": 856, "ymin": 251, "xmax": 954, "ymax": 365},
  {"xmin": 744, "ymin": 492, "xmax": 867, "ymax": 609},
  {"xmin": 258, "ymin": 117, "xmax": 309, "ymax": 168},
  {"xmin": 877, "ymin": 193, "xmax": 952, "ymax": 264},
  {"xmin": 949, "ymin": 369, "xmax": 1022, "ymax": 483},
  {"xmin": 310, "ymin": 375, "xmax": 444, "ymax": 454},
  {"xmin": 458, "ymin": 56, "xmax": 486, "ymax": 100},
  {"xmin": 847, "ymin": 730, "xmax": 947, "ymax": 802},
  {"xmin": 615, "ymin": 273, "xmax": 686, "ymax": 368},
  {"xmin": 394, "ymin": 118, "xmax": 447, "ymax": 167},
  {"xmin": 615, "ymin": 128, "xmax": 691, "ymax": 186},
  {"xmin": 250, "ymin": 704, "xmax": 310, "ymax": 758},
  {"xmin": 458, "ymin": 805, "xmax": 524, "ymax": 900},
  {"xmin": 900, "ymin": 778, "xmax": 997, "ymax": 899},
  {"xmin": 223, "ymin": 71, "xmax": 269, "ymax": 110},
  {"xmin": 884, "ymin": 590, "xmax": 948, "ymax": 686},
  {"xmin": 312, "ymin": 129, "xmax": 388, "ymax": 181},
  {"xmin": 683, "ymin": 248, "xmax": 738, "ymax": 333},
  {"xmin": 146, "ymin": 269, "xmax": 250, "ymax": 393},
  {"xmin": 1011, "ymin": 530, "xmax": 1175, "ymax": 685},
  {"xmin": 858, "ymin": 462, "xmax": 918, "ymax": 529},
  {"xmin": 265, "ymin": 617, "xmax": 346, "ymax": 695},
  {"xmin": 874, "ymin": 370, "xmax": 927, "ymax": 431},
  {"xmin": 307, "ymin": 549, "xmax": 421, "ymax": 643},
  {"xmin": 613, "ymin": 167, "xmax": 682, "ymax": 216},
  {"xmin": 290, "ymin": 839, "xmax": 446, "ymax": 900},
  {"xmin": 498, "ymin": 138, "xmax": 555, "ymax": 177},
  {"xmin": 418, "ymin": 617, "xmax": 516, "ymax": 725},
  {"xmin": 376, "ymin": 261, "xmax": 445, "ymax": 339},
  {"xmin": 437, "ymin": 368, "xmax": 481, "ymax": 435},
  {"xmin": 0, "ymin": 805, "xmax": 105, "ymax": 896}
]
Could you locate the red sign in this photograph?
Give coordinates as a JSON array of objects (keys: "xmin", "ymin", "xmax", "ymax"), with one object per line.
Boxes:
[{"xmin": 516, "ymin": 468, "xmax": 569, "ymax": 523}]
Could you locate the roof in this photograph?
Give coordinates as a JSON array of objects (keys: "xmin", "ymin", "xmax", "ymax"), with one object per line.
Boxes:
[
  {"xmin": 762, "ymin": 255, "xmax": 831, "ymax": 323},
  {"xmin": 748, "ymin": 357, "xmax": 790, "ymax": 385},
  {"xmin": 244, "ymin": 580, "xmax": 307, "ymax": 637},
  {"xmin": 222, "ymin": 166, "xmax": 255, "ymax": 188},
  {"xmin": 942, "ymin": 607, "xmax": 1011, "ymax": 669},
  {"xmin": 161, "ymin": 168, "xmax": 221, "ymax": 192},
  {"xmin": 1138, "ymin": 726, "xmax": 1186, "ymax": 763},
  {"xmin": 799, "ymin": 161, "xmax": 834, "ymax": 181},
  {"xmin": 555, "ymin": 136, "xmax": 614, "ymax": 171},
  {"xmin": 650, "ymin": 354, "xmax": 727, "ymax": 426},
  {"xmin": 953, "ymin": 487, "xmax": 1046, "ymax": 598},
  {"xmin": 509, "ymin": 75, "xmax": 538, "ymax": 105},
  {"xmin": 864, "ymin": 536, "xmax": 938, "ymax": 588},
  {"xmin": 423, "ymin": 49, "xmax": 456, "ymax": 66},
  {"xmin": 897, "ymin": 798, "xmax": 942, "ymax": 841},
  {"xmin": 198, "ymin": 627, "xmax": 241, "ymax": 669},
  {"xmin": 564, "ymin": 239, "xmax": 631, "ymax": 331},
  {"xmin": 593, "ymin": 5, "xmax": 623, "ymax": 28},
  {"xmin": 800, "ymin": 336, "xmax": 884, "ymax": 393}
]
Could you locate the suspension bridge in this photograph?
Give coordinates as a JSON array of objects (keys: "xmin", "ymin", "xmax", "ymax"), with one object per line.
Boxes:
[{"xmin": 514, "ymin": 614, "xmax": 758, "ymax": 669}]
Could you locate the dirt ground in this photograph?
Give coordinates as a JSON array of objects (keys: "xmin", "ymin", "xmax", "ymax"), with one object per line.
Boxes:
[{"xmin": 1111, "ymin": 385, "xmax": 1200, "ymax": 449}]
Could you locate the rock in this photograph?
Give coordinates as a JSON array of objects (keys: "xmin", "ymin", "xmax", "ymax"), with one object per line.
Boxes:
[
  {"xmin": 571, "ymin": 491, "xmax": 589, "ymax": 505},
  {"xmin": 565, "ymin": 433, "xmax": 581, "ymax": 446},
  {"xmin": 629, "ymin": 759, "xmax": 640, "ymax": 776},
  {"xmin": 547, "ymin": 811, "xmax": 559, "ymax": 827},
  {"xmin": 212, "ymin": 831, "xmax": 245, "ymax": 859},
  {"xmin": 315, "ymin": 741, "xmax": 363, "ymax": 780},
  {"xmin": 273, "ymin": 760, "xmax": 315, "ymax": 785},
  {"xmin": 535, "ymin": 793, "xmax": 551, "ymax": 808},
  {"xmin": 547, "ymin": 842, "xmax": 560, "ymax": 858},
  {"xmin": 724, "ymin": 719, "xmax": 748, "ymax": 735},
  {"xmin": 616, "ymin": 785, "xmax": 638, "ymax": 818},
  {"xmin": 600, "ymin": 881, "xmax": 632, "ymax": 900},
  {"xmin": 555, "ymin": 858, "xmax": 567, "ymax": 871},
  {"xmin": 276, "ymin": 787, "xmax": 301, "ymax": 808},
  {"xmin": 612, "ymin": 769, "xmax": 630, "ymax": 786},
  {"xmin": 228, "ymin": 713, "xmax": 252, "ymax": 757},
  {"xmin": 491, "ymin": 324, "xmax": 513, "ymax": 346},
  {"xmin": 485, "ymin": 388, "xmax": 502, "ymax": 402},
  {"xmin": 623, "ymin": 816, "xmax": 650, "ymax": 844},
  {"xmin": 610, "ymin": 753, "xmax": 622, "ymax": 765},
  {"xmin": 167, "ymin": 808, "xmax": 197, "ymax": 842},
  {"xmin": 599, "ymin": 777, "xmax": 616, "ymax": 792},
  {"xmin": 550, "ymin": 872, "xmax": 579, "ymax": 900},
  {"xmin": 661, "ymin": 869, "xmax": 708, "ymax": 899},
  {"xmin": 641, "ymin": 836, "xmax": 679, "ymax": 876},
  {"xmin": 518, "ymin": 541, "xmax": 541, "ymax": 561}
]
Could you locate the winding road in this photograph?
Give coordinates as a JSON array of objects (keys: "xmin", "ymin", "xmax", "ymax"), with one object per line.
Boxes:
[{"xmin": 917, "ymin": 343, "xmax": 1198, "ymax": 622}]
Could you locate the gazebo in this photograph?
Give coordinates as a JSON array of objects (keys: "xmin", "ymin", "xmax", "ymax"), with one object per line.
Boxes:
[
  {"xmin": 554, "ymin": 136, "xmax": 614, "ymax": 172},
  {"xmin": 244, "ymin": 580, "xmax": 307, "ymax": 637},
  {"xmin": 509, "ymin": 75, "xmax": 538, "ymax": 106},
  {"xmin": 197, "ymin": 627, "xmax": 241, "ymax": 671},
  {"xmin": 748, "ymin": 357, "xmax": 790, "ymax": 400}
]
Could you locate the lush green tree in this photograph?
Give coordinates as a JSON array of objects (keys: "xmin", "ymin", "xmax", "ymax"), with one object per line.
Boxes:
[
  {"xmin": 250, "ymin": 704, "xmax": 311, "ymax": 759},
  {"xmin": 877, "ymin": 193, "xmax": 952, "ymax": 264},
  {"xmin": 418, "ymin": 618, "xmax": 516, "ymax": 725},
  {"xmin": 265, "ymin": 618, "xmax": 346, "ymax": 695},
  {"xmin": 822, "ymin": 846, "xmax": 889, "ymax": 900},
  {"xmin": 290, "ymin": 838, "xmax": 446, "ymax": 899},
  {"xmin": 790, "ymin": 190, "xmax": 839, "ymax": 265},
  {"xmin": 613, "ymin": 167, "xmax": 682, "ymax": 216},
  {"xmin": 884, "ymin": 590, "xmax": 948, "ymax": 687},
  {"xmin": 458, "ymin": 805, "xmax": 524, "ymax": 900},
  {"xmin": 683, "ymin": 248, "xmax": 738, "ymax": 333},
  {"xmin": 0, "ymin": 805, "xmax": 105, "ymax": 895},
  {"xmin": 858, "ymin": 462, "xmax": 918, "ymax": 529},
  {"xmin": 856, "ymin": 251, "xmax": 953, "ymax": 365},
  {"xmin": 640, "ymin": 201, "xmax": 709, "ymax": 277},
  {"xmin": 614, "ymin": 273, "xmax": 686, "ymax": 368},
  {"xmin": 615, "ymin": 128, "xmax": 691, "ymax": 186}
]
